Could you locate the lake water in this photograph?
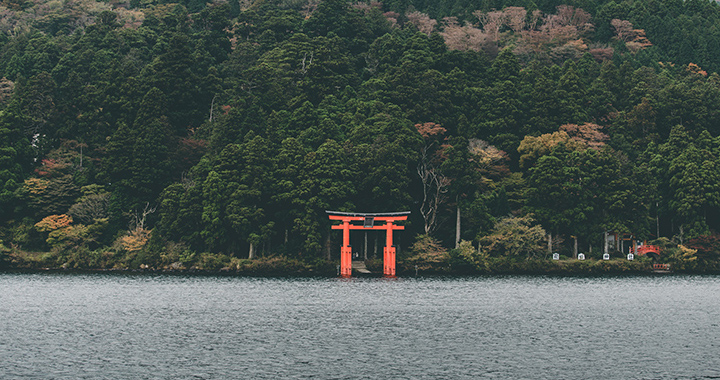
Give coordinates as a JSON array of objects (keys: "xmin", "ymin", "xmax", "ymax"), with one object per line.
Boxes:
[{"xmin": 1, "ymin": 272, "xmax": 719, "ymax": 379}]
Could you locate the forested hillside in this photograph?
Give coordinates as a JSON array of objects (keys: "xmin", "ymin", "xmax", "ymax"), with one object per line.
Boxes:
[{"xmin": 1, "ymin": 0, "xmax": 720, "ymax": 271}]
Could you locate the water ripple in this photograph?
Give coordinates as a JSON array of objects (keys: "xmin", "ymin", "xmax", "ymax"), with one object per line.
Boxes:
[{"xmin": 1, "ymin": 273, "xmax": 719, "ymax": 379}]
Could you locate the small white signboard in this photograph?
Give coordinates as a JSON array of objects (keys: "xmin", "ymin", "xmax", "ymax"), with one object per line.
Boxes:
[
  {"xmin": 578, "ymin": 253, "xmax": 585, "ymax": 260},
  {"xmin": 603, "ymin": 253, "xmax": 610, "ymax": 260},
  {"xmin": 552, "ymin": 253, "xmax": 560, "ymax": 260},
  {"xmin": 627, "ymin": 253, "xmax": 634, "ymax": 261}
]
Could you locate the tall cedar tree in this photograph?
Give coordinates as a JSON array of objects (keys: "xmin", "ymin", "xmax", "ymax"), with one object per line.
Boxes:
[{"xmin": 104, "ymin": 88, "xmax": 173, "ymax": 217}]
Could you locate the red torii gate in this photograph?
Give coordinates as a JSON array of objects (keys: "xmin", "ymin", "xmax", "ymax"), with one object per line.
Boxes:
[{"xmin": 327, "ymin": 211, "xmax": 410, "ymax": 277}]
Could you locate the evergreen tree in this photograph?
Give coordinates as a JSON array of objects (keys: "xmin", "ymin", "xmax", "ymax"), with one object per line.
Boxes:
[
  {"xmin": 553, "ymin": 61, "xmax": 588, "ymax": 124},
  {"xmin": 146, "ymin": 32, "xmax": 203, "ymax": 134},
  {"xmin": 0, "ymin": 112, "xmax": 29, "ymax": 220},
  {"xmin": 104, "ymin": 88, "xmax": 173, "ymax": 215}
]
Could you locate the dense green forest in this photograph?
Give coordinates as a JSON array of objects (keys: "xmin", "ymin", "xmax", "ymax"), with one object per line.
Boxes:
[{"xmin": 1, "ymin": 0, "xmax": 720, "ymax": 272}]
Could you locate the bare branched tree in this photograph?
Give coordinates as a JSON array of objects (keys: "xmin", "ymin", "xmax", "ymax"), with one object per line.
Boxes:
[
  {"xmin": 129, "ymin": 202, "xmax": 157, "ymax": 232},
  {"xmin": 504, "ymin": 7, "xmax": 527, "ymax": 33},
  {"xmin": 407, "ymin": 11, "xmax": 437, "ymax": 35},
  {"xmin": 474, "ymin": 10, "xmax": 505, "ymax": 43},
  {"xmin": 300, "ymin": 52, "xmax": 314, "ymax": 74},
  {"xmin": 417, "ymin": 146, "xmax": 450, "ymax": 235},
  {"xmin": 440, "ymin": 17, "xmax": 488, "ymax": 52}
]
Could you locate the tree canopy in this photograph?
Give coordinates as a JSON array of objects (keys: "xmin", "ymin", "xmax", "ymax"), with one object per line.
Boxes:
[{"xmin": 1, "ymin": 0, "xmax": 720, "ymax": 268}]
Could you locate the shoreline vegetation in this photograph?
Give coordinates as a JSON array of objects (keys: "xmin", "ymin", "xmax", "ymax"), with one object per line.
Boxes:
[
  {"xmin": 3, "ymin": 259, "xmax": 719, "ymax": 276},
  {"xmin": 3, "ymin": 242, "xmax": 719, "ymax": 276}
]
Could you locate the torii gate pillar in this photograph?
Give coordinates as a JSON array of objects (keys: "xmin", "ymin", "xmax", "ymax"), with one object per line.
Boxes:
[
  {"xmin": 383, "ymin": 221, "xmax": 398, "ymax": 277},
  {"xmin": 327, "ymin": 211, "xmax": 410, "ymax": 277},
  {"xmin": 340, "ymin": 220, "xmax": 352, "ymax": 277}
]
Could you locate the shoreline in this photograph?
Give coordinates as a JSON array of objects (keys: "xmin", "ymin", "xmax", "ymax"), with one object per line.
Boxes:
[{"xmin": 3, "ymin": 258, "xmax": 719, "ymax": 276}]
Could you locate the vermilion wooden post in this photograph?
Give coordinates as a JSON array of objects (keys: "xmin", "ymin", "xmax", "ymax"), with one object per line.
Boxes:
[
  {"xmin": 341, "ymin": 221, "xmax": 351, "ymax": 277},
  {"xmin": 383, "ymin": 246, "xmax": 388, "ymax": 276},
  {"xmin": 385, "ymin": 221, "xmax": 395, "ymax": 277}
]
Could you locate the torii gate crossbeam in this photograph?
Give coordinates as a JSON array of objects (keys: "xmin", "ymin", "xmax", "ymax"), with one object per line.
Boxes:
[{"xmin": 327, "ymin": 211, "xmax": 410, "ymax": 277}]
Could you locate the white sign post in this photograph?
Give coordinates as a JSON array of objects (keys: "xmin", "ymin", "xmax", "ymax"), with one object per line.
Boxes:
[
  {"xmin": 578, "ymin": 253, "xmax": 585, "ymax": 260},
  {"xmin": 603, "ymin": 253, "xmax": 610, "ymax": 260},
  {"xmin": 552, "ymin": 253, "xmax": 560, "ymax": 260},
  {"xmin": 627, "ymin": 253, "xmax": 634, "ymax": 261}
]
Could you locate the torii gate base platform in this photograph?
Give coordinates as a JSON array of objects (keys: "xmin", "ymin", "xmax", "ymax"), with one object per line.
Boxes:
[{"xmin": 327, "ymin": 211, "xmax": 410, "ymax": 277}]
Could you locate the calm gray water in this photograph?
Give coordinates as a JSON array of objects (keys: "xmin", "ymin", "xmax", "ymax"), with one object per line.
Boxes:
[{"xmin": 1, "ymin": 273, "xmax": 719, "ymax": 379}]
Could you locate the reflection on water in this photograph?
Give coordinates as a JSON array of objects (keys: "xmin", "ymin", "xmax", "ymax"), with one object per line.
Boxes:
[{"xmin": 1, "ymin": 273, "xmax": 719, "ymax": 379}]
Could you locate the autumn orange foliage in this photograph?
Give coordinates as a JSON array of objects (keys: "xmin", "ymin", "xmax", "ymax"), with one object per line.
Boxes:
[
  {"xmin": 34, "ymin": 159, "xmax": 71, "ymax": 178},
  {"xmin": 120, "ymin": 228, "xmax": 152, "ymax": 252},
  {"xmin": 518, "ymin": 123, "xmax": 609, "ymax": 168},
  {"xmin": 35, "ymin": 214, "xmax": 73, "ymax": 232},
  {"xmin": 687, "ymin": 63, "xmax": 708, "ymax": 77},
  {"xmin": 559, "ymin": 122, "xmax": 609, "ymax": 150},
  {"xmin": 23, "ymin": 177, "xmax": 50, "ymax": 195},
  {"xmin": 611, "ymin": 19, "xmax": 652, "ymax": 53},
  {"xmin": 518, "ymin": 131, "xmax": 574, "ymax": 168},
  {"xmin": 415, "ymin": 122, "xmax": 446, "ymax": 139}
]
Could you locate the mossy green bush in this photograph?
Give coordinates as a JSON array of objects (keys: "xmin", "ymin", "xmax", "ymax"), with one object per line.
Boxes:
[{"xmin": 402, "ymin": 234, "xmax": 450, "ymax": 273}]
